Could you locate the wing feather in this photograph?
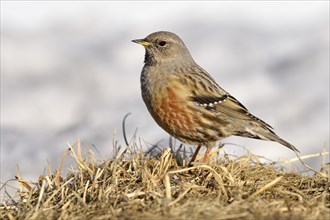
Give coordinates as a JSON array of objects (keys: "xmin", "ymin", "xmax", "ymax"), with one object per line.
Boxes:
[{"xmin": 180, "ymin": 67, "xmax": 274, "ymax": 130}]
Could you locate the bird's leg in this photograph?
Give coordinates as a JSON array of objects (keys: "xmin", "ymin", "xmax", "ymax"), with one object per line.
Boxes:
[
  {"xmin": 203, "ymin": 145, "xmax": 212, "ymax": 163},
  {"xmin": 188, "ymin": 145, "xmax": 202, "ymax": 166}
]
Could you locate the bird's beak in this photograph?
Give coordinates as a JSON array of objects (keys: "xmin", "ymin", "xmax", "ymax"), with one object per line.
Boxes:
[{"xmin": 132, "ymin": 38, "xmax": 151, "ymax": 47}]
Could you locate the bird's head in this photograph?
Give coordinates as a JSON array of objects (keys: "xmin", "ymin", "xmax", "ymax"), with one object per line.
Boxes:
[{"xmin": 132, "ymin": 31, "xmax": 193, "ymax": 66}]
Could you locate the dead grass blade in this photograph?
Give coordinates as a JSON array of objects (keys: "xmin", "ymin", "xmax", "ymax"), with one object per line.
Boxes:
[
  {"xmin": 292, "ymin": 150, "xmax": 329, "ymax": 178},
  {"xmin": 247, "ymin": 176, "xmax": 283, "ymax": 200},
  {"xmin": 55, "ymin": 147, "xmax": 71, "ymax": 188}
]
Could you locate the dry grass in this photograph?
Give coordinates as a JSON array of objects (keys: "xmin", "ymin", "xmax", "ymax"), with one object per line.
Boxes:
[{"xmin": 1, "ymin": 140, "xmax": 329, "ymax": 220}]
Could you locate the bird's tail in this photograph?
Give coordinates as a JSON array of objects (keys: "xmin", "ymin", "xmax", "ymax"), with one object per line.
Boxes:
[
  {"xmin": 241, "ymin": 124, "xmax": 300, "ymax": 153},
  {"xmin": 257, "ymin": 130, "xmax": 300, "ymax": 153}
]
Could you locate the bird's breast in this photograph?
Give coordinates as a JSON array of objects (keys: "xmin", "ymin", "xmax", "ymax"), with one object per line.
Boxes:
[
  {"xmin": 140, "ymin": 68, "xmax": 223, "ymax": 144},
  {"xmin": 154, "ymin": 87, "xmax": 195, "ymax": 132},
  {"xmin": 141, "ymin": 72, "xmax": 195, "ymax": 135}
]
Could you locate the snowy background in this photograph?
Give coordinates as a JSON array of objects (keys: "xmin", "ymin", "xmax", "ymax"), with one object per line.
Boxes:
[{"xmin": 1, "ymin": 1, "xmax": 329, "ymax": 189}]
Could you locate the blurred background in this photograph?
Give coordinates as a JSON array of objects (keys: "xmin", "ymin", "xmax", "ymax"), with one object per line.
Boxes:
[{"xmin": 1, "ymin": 1, "xmax": 329, "ymax": 187}]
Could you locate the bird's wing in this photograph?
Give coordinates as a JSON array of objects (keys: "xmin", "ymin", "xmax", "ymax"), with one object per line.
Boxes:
[{"xmin": 180, "ymin": 67, "xmax": 274, "ymax": 130}]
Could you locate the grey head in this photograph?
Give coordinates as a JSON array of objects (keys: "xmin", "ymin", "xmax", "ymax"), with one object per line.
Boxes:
[{"xmin": 132, "ymin": 31, "xmax": 194, "ymax": 66}]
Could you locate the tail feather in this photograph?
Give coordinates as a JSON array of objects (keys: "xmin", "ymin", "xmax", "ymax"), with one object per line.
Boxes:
[
  {"xmin": 258, "ymin": 131, "xmax": 300, "ymax": 153},
  {"xmin": 241, "ymin": 126, "xmax": 300, "ymax": 153}
]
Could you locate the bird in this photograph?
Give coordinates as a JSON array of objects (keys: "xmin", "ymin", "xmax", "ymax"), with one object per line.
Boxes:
[{"xmin": 132, "ymin": 31, "xmax": 299, "ymax": 164}]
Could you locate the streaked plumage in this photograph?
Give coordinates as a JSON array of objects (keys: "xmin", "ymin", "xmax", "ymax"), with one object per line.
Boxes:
[{"xmin": 133, "ymin": 31, "xmax": 299, "ymax": 164}]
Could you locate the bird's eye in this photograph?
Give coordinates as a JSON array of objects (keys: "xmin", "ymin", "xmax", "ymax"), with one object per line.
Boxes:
[{"xmin": 159, "ymin": 41, "xmax": 167, "ymax": 46}]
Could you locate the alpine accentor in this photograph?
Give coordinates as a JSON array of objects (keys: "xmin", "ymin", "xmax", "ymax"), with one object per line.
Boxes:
[{"xmin": 132, "ymin": 31, "xmax": 299, "ymax": 164}]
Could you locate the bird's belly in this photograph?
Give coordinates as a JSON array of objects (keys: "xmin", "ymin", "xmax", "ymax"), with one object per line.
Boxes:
[
  {"xmin": 145, "ymin": 87, "xmax": 221, "ymax": 144},
  {"xmin": 151, "ymin": 88, "xmax": 193, "ymax": 132}
]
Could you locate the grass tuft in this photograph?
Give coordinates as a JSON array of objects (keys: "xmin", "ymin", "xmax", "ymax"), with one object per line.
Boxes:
[{"xmin": 1, "ymin": 140, "xmax": 329, "ymax": 220}]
